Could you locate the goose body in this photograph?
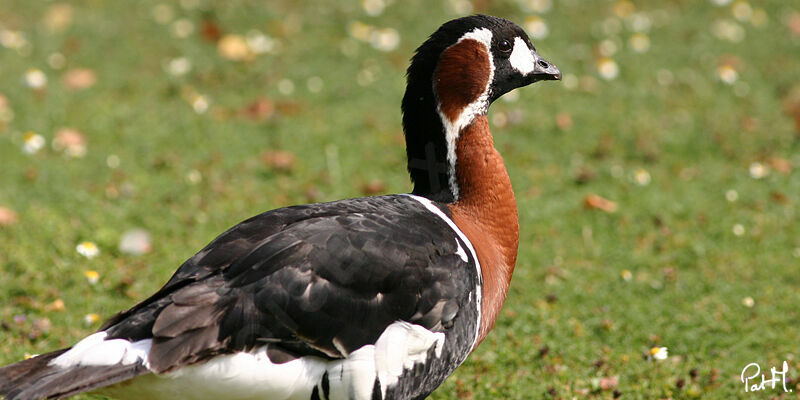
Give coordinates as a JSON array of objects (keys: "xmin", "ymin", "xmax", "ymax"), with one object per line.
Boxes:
[{"xmin": 0, "ymin": 14, "xmax": 559, "ymax": 400}]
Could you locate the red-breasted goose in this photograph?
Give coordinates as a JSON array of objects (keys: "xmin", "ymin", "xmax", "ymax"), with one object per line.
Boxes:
[{"xmin": 0, "ymin": 14, "xmax": 560, "ymax": 400}]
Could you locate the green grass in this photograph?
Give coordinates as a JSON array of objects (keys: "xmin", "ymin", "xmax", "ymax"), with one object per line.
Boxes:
[{"xmin": 2, "ymin": 0, "xmax": 799, "ymax": 398}]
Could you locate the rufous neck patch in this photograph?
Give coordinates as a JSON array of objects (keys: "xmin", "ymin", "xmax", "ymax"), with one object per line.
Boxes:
[{"xmin": 433, "ymin": 38, "xmax": 491, "ymax": 124}]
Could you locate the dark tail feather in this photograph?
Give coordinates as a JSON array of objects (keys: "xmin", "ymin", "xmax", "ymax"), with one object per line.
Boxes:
[
  {"xmin": 0, "ymin": 350, "xmax": 67, "ymax": 395},
  {"xmin": 0, "ymin": 349, "xmax": 148, "ymax": 400}
]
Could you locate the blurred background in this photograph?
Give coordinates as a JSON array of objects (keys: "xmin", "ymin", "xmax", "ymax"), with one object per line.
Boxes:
[{"xmin": 1, "ymin": 0, "xmax": 799, "ymax": 398}]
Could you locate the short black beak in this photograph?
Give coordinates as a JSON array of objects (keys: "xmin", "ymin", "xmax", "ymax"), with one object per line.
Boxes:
[{"xmin": 531, "ymin": 51, "xmax": 561, "ymax": 81}]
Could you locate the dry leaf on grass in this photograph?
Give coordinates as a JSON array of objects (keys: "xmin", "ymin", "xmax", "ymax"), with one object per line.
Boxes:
[
  {"xmin": 62, "ymin": 68, "xmax": 96, "ymax": 89},
  {"xmin": 584, "ymin": 194, "xmax": 618, "ymax": 213},
  {"xmin": 0, "ymin": 206, "xmax": 18, "ymax": 226},
  {"xmin": 261, "ymin": 150, "xmax": 296, "ymax": 172}
]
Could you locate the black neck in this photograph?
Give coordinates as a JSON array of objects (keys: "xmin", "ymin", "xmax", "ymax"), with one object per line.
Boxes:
[
  {"xmin": 401, "ymin": 73, "xmax": 455, "ymax": 203},
  {"xmin": 401, "ymin": 31, "xmax": 462, "ymax": 203},
  {"xmin": 402, "ymin": 16, "xmax": 505, "ymax": 203}
]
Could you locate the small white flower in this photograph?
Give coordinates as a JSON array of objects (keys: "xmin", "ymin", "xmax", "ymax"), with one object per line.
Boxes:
[
  {"xmin": 656, "ymin": 69, "xmax": 674, "ymax": 86},
  {"xmin": 633, "ymin": 168, "xmax": 651, "ymax": 186},
  {"xmin": 597, "ymin": 58, "xmax": 619, "ymax": 80},
  {"xmin": 171, "ymin": 18, "xmax": 194, "ymax": 38},
  {"xmin": 717, "ymin": 64, "xmax": 738, "ymax": 84},
  {"xmin": 76, "ymin": 241, "xmax": 100, "ymax": 259},
  {"xmin": 246, "ymin": 30, "xmax": 276, "ymax": 55},
  {"xmin": 23, "ymin": 69, "xmax": 47, "ymax": 89},
  {"xmin": 525, "ymin": 0, "xmax": 553, "ymax": 13},
  {"xmin": 725, "ymin": 189, "xmax": 739, "ymax": 202},
  {"xmin": 598, "ymin": 39, "xmax": 617, "ymax": 57},
  {"xmin": 621, "ymin": 269, "xmax": 633, "ymax": 282},
  {"xmin": 742, "ymin": 296, "xmax": 755, "ymax": 308},
  {"xmin": 119, "ymin": 228, "xmax": 153, "ymax": 255},
  {"xmin": 348, "ymin": 21, "xmax": 373, "ymax": 42},
  {"xmin": 48, "ymin": 52, "xmax": 66, "ymax": 69},
  {"xmin": 561, "ymin": 73, "xmax": 578, "ymax": 90},
  {"xmin": 84, "ymin": 313, "xmax": 100, "ymax": 325},
  {"xmin": 107, "ymin": 154, "xmax": 121, "ymax": 168},
  {"xmin": 447, "ymin": 0, "xmax": 473, "ymax": 14},
  {"xmin": 306, "ymin": 76, "xmax": 324, "ymax": 93},
  {"xmin": 650, "ymin": 346, "xmax": 668, "ymax": 360},
  {"xmin": 186, "ymin": 169, "xmax": 202, "ymax": 184},
  {"xmin": 361, "ymin": 0, "xmax": 385, "ymax": 16},
  {"xmin": 525, "ymin": 16, "xmax": 549, "ymax": 39},
  {"xmin": 277, "ymin": 79, "xmax": 295, "ymax": 95},
  {"xmin": 749, "ymin": 162, "xmax": 768, "ymax": 179},
  {"xmin": 166, "ymin": 57, "xmax": 192, "ymax": 76},
  {"xmin": 191, "ymin": 95, "xmax": 209, "ymax": 114},
  {"xmin": 732, "ymin": 224, "xmax": 745, "ymax": 236},
  {"xmin": 152, "ymin": 3, "xmax": 174, "ymax": 24},
  {"xmin": 0, "ymin": 30, "xmax": 28, "ymax": 50},
  {"xmin": 370, "ymin": 28, "xmax": 400, "ymax": 52},
  {"xmin": 84, "ymin": 270, "xmax": 100, "ymax": 284},
  {"xmin": 628, "ymin": 33, "xmax": 650, "ymax": 53},
  {"xmin": 626, "ymin": 13, "xmax": 652, "ymax": 33},
  {"xmin": 22, "ymin": 131, "xmax": 46, "ymax": 154},
  {"xmin": 712, "ymin": 20, "xmax": 745, "ymax": 42},
  {"xmin": 731, "ymin": 1, "xmax": 752, "ymax": 22}
]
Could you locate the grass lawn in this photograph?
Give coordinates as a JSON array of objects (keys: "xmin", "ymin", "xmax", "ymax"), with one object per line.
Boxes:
[{"xmin": 2, "ymin": 0, "xmax": 800, "ymax": 398}]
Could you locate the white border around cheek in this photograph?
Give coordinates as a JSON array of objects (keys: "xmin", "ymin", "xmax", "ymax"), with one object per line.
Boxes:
[{"xmin": 509, "ymin": 37, "xmax": 535, "ymax": 75}]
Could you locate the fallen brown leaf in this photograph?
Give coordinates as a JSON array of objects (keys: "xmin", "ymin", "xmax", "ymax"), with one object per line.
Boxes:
[
  {"xmin": 62, "ymin": 68, "xmax": 96, "ymax": 89},
  {"xmin": 600, "ymin": 376, "xmax": 619, "ymax": 391},
  {"xmin": 0, "ymin": 206, "xmax": 18, "ymax": 227},
  {"xmin": 770, "ymin": 191, "xmax": 789, "ymax": 204},
  {"xmin": 556, "ymin": 111, "xmax": 573, "ymax": 131},
  {"xmin": 261, "ymin": 150, "xmax": 296, "ymax": 172},
  {"xmin": 46, "ymin": 299, "xmax": 66, "ymax": 312},
  {"xmin": 44, "ymin": 3, "xmax": 73, "ymax": 32},
  {"xmin": 788, "ymin": 12, "xmax": 800, "ymax": 37},
  {"xmin": 769, "ymin": 157, "xmax": 792, "ymax": 174},
  {"xmin": 53, "ymin": 128, "xmax": 87, "ymax": 157},
  {"xmin": 241, "ymin": 98, "xmax": 274, "ymax": 121},
  {"xmin": 361, "ymin": 179, "xmax": 386, "ymax": 195},
  {"xmin": 584, "ymin": 194, "xmax": 618, "ymax": 213},
  {"xmin": 201, "ymin": 19, "xmax": 222, "ymax": 42}
]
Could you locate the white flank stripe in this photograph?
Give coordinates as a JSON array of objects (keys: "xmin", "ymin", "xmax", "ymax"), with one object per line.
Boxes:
[
  {"xmin": 403, "ymin": 194, "xmax": 483, "ymax": 349},
  {"xmin": 509, "ymin": 37, "xmax": 535, "ymax": 75},
  {"xmin": 435, "ymin": 27, "xmax": 495, "ymax": 201},
  {"xmin": 92, "ymin": 321, "xmax": 444, "ymax": 400},
  {"xmin": 53, "ymin": 324, "xmax": 445, "ymax": 400}
]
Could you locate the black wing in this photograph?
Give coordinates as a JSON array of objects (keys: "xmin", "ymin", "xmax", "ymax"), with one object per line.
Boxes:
[{"xmin": 102, "ymin": 195, "xmax": 473, "ymax": 373}]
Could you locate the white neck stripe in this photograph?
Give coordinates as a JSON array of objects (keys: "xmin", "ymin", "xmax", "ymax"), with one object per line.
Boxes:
[{"xmin": 434, "ymin": 27, "xmax": 495, "ymax": 202}]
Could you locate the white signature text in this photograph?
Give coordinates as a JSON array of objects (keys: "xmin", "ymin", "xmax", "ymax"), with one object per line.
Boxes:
[{"xmin": 741, "ymin": 361, "xmax": 792, "ymax": 393}]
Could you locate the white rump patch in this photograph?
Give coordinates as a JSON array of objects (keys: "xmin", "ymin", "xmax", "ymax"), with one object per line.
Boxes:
[
  {"xmin": 50, "ymin": 331, "xmax": 152, "ymax": 369},
  {"xmin": 436, "ymin": 27, "xmax": 495, "ymax": 201},
  {"xmin": 509, "ymin": 37, "xmax": 535, "ymax": 75}
]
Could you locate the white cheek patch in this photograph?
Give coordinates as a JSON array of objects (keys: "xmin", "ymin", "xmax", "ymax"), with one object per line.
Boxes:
[{"xmin": 509, "ymin": 37, "xmax": 535, "ymax": 75}]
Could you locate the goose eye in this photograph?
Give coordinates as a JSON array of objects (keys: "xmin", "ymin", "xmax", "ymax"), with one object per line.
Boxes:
[{"xmin": 498, "ymin": 39, "xmax": 512, "ymax": 53}]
